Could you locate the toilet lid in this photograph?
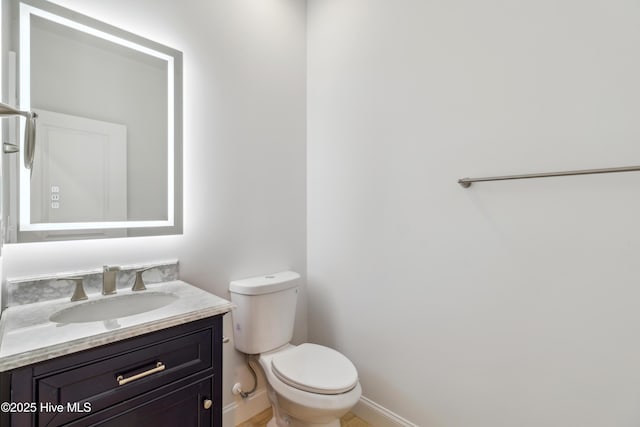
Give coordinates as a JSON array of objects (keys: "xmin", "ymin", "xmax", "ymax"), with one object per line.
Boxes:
[{"xmin": 271, "ymin": 343, "xmax": 358, "ymax": 395}]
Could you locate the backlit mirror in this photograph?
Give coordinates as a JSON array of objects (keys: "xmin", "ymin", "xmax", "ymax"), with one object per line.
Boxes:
[{"xmin": 4, "ymin": 0, "xmax": 182, "ymax": 242}]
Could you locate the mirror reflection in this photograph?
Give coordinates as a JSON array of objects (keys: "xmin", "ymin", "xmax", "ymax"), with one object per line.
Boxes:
[{"xmin": 6, "ymin": 0, "xmax": 182, "ymax": 241}]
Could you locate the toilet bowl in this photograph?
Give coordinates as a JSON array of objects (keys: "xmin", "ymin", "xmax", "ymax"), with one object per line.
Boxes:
[
  {"xmin": 259, "ymin": 344, "xmax": 362, "ymax": 427},
  {"xmin": 229, "ymin": 271, "xmax": 362, "ymax": 427}
]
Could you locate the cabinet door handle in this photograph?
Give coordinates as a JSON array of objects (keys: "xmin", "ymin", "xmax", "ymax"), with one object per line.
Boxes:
[
  {"xmin": 203, "ymin": 399, "xmax": 213, "ymax": 410},
  {"xmin": 116, "ymin": 361, "xmax": 165, "ymax": 386}
]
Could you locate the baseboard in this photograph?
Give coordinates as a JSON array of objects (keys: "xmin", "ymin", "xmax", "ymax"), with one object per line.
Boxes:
[
  {"xmin": 222, "ymin": 388, "xmax": 270, "ymax": 427},
  {"xmin": 352, "ymin": 396, "xmax": 418, "ymax": 427}
]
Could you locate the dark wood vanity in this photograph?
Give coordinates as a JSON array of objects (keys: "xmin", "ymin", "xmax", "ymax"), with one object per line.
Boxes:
[{"xmin": 0, "ymin": 316, "xmax": 223, "ymax": 427}]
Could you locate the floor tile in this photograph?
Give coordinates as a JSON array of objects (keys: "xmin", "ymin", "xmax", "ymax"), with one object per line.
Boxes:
[{"xmin": 238, "ymin": 408, "xmax": 371, "ymax": 427}]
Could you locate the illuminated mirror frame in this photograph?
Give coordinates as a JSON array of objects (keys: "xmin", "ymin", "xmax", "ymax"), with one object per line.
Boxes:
[{"xmin": 15, "ymin": 0, "xmax": 182, "ymax": 239}]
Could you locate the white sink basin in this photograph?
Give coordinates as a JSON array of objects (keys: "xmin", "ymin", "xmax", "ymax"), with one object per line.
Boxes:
[{"xmin": 50, "ymin": 292, "xmax": 179, "ymax": 324}]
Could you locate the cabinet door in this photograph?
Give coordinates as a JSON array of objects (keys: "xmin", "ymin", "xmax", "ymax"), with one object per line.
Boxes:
[{"xmin": 65, "ymin": 377, "xmax": 213, "ymax": 427}]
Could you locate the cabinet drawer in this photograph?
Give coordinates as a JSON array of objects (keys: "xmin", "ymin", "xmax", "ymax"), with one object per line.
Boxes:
[
  {"xmin": 36, "ymin": 329, "xmax": 212, "ymax": 427},
  {"xmin": 65, "ymin": 376, "xmax": 213, "ymax": 427}
]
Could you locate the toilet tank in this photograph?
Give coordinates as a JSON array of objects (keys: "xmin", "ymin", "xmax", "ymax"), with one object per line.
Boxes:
[{"xmin": 229, "ymin": 271, "xmax": 300, "ymax": 354}]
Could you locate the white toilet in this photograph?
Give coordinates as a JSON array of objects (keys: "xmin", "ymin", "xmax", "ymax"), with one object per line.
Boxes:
[{"xmin": 229, "ymin": 271, "xmax": 362, "ymax": 427}]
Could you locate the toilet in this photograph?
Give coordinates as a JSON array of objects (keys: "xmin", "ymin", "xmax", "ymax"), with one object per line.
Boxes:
[{"xmin": 229, "ymin": 271, "xmax": 362, "ymax": 427}]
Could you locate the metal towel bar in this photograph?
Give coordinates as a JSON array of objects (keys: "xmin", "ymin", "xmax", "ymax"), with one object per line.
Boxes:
[{"xmin": 458, "ymin": 165, "xmax": 640, "ymax": 188}]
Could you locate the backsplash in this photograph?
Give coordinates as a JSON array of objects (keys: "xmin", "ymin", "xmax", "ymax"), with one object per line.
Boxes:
[{"xmin": 4, "ymin": 261, "xmax": 179, "ymax": 307}]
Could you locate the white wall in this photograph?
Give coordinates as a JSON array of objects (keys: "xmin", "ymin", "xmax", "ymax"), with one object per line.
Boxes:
[
  {"xmin": 307, "ymin": 1, "xmax": 640, "ymax": 426},
  {"xmin": 2, "ymin": 0, "xmax": 306, "ymax": 423}
]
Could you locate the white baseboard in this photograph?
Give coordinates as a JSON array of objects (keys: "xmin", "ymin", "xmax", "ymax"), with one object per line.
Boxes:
[
  {"xmin": 352, "ymin": 396, "xmax": 418, "ymax": 427},
  {"xmin": 223, "ymin": 388, "xmax": 270, "ymax": 427}
]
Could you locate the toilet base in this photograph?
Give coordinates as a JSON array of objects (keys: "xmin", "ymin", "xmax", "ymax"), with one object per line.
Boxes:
[{"xmin": 266, "ymin": 415, "xmax": 340, "ymax": 427}]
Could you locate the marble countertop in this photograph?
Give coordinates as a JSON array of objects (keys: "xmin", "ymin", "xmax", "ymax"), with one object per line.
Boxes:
[{"xmin": 0, "ymin": 280, "xmax": 233, "ymax": 372}]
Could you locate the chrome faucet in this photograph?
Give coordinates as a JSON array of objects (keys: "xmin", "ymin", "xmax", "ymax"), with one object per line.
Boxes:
[{"xmin": 102, "ymin": 265, "xmax": 120, "ymax": 295}]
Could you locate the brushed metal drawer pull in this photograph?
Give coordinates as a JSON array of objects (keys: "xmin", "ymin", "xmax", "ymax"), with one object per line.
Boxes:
[{"xmin": 117, "ymin": 361, "xmax": 165, "ymax": 386}]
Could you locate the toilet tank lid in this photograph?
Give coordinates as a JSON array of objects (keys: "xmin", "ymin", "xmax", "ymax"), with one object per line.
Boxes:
[{"xmin": 229, "ymin": 271, "xmax": 300, "ymax": 295}]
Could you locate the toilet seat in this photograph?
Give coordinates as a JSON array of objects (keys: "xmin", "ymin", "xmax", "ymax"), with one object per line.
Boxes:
[{"xmin": 271, "ymin": 343, "xmax": 358, "ymax": 395}]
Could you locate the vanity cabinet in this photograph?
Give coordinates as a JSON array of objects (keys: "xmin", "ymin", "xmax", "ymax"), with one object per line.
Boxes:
[{"xmin": 0, "ymin": 316, "xmax": 223, "ymax": 427}]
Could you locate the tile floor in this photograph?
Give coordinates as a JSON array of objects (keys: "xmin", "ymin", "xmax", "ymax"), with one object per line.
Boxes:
[{"xmin": 237, "ymin": 408, "xmax": 371, "ymax": 427}]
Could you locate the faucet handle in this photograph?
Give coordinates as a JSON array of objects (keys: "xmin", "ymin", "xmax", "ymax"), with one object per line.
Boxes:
[
  {"xmin": 132, "ymin": 268, "xmax": 152, "ymax": 292},
  {"xmin": 57, "ymin": 277, "xmax": 88, "ymax": 302}
]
